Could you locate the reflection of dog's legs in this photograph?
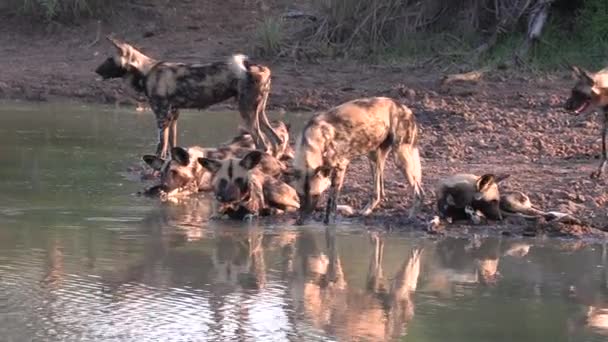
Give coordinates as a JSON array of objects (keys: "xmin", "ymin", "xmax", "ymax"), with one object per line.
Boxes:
[
  {"xmin": 366, "ymin": 232, "xmax": 385, "ymax": 292},
  {"xmin": 592, "ymin": 111, "xmax": 608, "ymax": 179}
]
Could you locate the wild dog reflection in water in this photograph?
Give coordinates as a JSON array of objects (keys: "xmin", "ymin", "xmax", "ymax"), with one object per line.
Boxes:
[
  {"xmin": 425, "ymin": 237, "xmax": 533, "ymax": 296},
  {"xmin": 288, "ymin": 230, "xmax": 422, "ymax": 341}
]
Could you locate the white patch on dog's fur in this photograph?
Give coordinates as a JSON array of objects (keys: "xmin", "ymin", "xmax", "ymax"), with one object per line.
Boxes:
[{"xmin": 228, "ymin": 54, "xmax": 249, "ymax": 79}]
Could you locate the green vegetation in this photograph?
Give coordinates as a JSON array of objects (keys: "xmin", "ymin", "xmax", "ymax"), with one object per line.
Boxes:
[
  {"xmin": 254, "ymin": 0, "xmax": 608, "ymax": 70},
  {"xmin": 5, "ymin": 0, "xmax": 119, "ymax": 22},
  {"xmin": 254, "ymin": 17, "xmax": 285, "ymax": 58}
]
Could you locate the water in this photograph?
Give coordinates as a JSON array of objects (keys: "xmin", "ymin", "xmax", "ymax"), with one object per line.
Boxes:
[{"xmin": 1, "ymin": 101, "xmax": 607, "ymax": 342}]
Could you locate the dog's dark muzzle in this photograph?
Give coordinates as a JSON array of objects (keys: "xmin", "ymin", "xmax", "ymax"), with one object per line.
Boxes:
[
  {"xmin": 95, "ymin": 57, "xmax": 127, "ymax": 79},
  {"xmin": 564, "ymin": 91, "xmax": 591, "ymax": 115},
  {"xmin": 216, "ymin": 183, "xmax": 248, "ymax": 205}
]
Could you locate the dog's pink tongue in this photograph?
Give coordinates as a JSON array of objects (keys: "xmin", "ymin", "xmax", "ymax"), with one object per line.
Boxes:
[{"xmin": 575, "ymin": 102, "xmax": 589, "ymax": 115}]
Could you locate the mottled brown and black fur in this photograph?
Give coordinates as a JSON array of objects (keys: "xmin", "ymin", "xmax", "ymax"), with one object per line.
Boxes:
[
  {"xmin": 436, "ymin": 174, "xmax": 509, "ymax": 223},
  {"xmin": 199, "ymin": 150, "xmax": 299, "ymax": 220},
  {"xmin": 142, "ymin": 146, "xmax": 214, "ymax": 199},
  {"xmin": 291, "ymin": 97, "xmax": 424, "ymax": 224},
  {"xmin": 95, "ymin": 36, "xmax": 283, "ymax": 159},
  {"xmin": 564, "ymin": 65, "xmax": 608, "ymax": 178},
  {"xmin": 141, "ymin": 125, "xmax": 288, "ymax": 199},
  {"xmin": 436, "ymin": 173, "xmax": 552, "ymax": 223}
]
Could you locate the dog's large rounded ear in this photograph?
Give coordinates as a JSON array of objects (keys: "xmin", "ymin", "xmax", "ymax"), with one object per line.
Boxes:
[
  {"xmin": 143, "ymin": 155, "xmax": 164, "ymax": 171},
  {"xmin": 198, "ymin": 157, "xmax": 222, "ymax": 173},
  {"xmin": 476, "ymin": 174, "xmax": 496, "ymax": 193},
  {"xmin": 494, "ymin": 173, "xmax": 510, "ymax": 184},
  {"xmin": 171, "ymin": 147, "xmax": 190, "ymax": 166},
  {"xmin": 240, "ymin": 150, "xmax": 263, "ymax": 170},
  {"xmin": 571, "ymin": 65, "xmax": 595, "ymax": 84},
  {"xmin": 314, "ymin": 165, "xmax": 332, "ymax": 178},
  {"xmin": 106, "ymin": 35, "xmax": 126, "ymax": 52}
]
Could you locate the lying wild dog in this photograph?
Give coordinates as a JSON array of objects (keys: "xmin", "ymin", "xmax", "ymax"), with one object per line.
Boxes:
[
  {"xmin": 436, "ymin": 174, "xmax": 574, "ymax": 224},
  {"xmin": 436, "ymin": 173, "xmax": 510, "ymax": 223},
  {"xmin": 290, "ymin": 97, "xmax": 424, "ymax": 224},
  {"xmin": 228, "ymin": 120, "xmax": 293, "ymax": 161},
  {"xmin": 199, "ymin": 150, "xmax": 300, "ymax": 220},
  {"xmin": 564, "ymin": 65, "xmax": 608, "ymax": 178},
  {"xmin": 95, "ymin": 36, "xmax": 283, "ymax": 159},
  {"xmin": 142, "ymin": 145, "xmax": 285, "ymax": 200},
  {"xmin": 142, "ymin": 146, "xmax": 213, "ymax": 199}
]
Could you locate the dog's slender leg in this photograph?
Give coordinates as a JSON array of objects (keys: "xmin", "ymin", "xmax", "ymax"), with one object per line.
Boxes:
[
  {"xmin": 258, "ymin": 87, "xmax": 284, "ymax": 156},
  {"xmin": 592, "ymin": 110, "xmax": 608, "ymax": 179},
  {"xmin": 169, "ymin": 109, "xmax": 179, "ymax": 151},
  {"xmin": 361, "ymin": 148, "xmax": 390, "ymax": 216},
  {"xmin": 324, "ymin": 166, "xmax": 347, "ymax": 224},
  {"xmin": 394, "ymin": 143, "xmax": 424, "ymax": 218},
  {"xmin": 238, "ymin": 77, "xmax": 271, "ymax": 154},
  {"xmin": 152, "ymin": 101, "xmax": 171, "ymax": 159}
]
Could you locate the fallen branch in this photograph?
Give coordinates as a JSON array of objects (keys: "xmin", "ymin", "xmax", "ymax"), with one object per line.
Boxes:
[
  {"xmin": 84, "ymin": 20, "xmax": 102, "ymax": 48},
  {"xmin": 440, "ymin": 67, "xmax": 490, "ymax": 86}
]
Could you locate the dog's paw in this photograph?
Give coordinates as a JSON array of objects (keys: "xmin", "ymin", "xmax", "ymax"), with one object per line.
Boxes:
[
  {"xmin": 243, "ymin": 213, "xmax": 258, "ymax": 222},
  {"xmin": 210, "ymin": 213, "xmax": 224, "ymax": 220},
  {"xmin": 591, "ymin": 170, "xmax": 604, "ymax": 179}
]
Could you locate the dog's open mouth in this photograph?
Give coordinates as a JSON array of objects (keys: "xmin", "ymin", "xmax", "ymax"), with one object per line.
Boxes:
[{"xmin": 573, "ymin": 100, "xmax": 590, "ymax": 115}]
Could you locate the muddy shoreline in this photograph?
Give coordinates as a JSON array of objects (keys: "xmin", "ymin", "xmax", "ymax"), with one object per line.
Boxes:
[{"xmin": 2, "ymin": 2, "xmax": 607, "ymax": 239}]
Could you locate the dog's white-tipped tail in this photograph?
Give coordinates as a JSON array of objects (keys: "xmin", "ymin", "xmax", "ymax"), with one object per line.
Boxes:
[{"xmin": 228, "ymin": 54, "xmax": 249, "ymax": 79}]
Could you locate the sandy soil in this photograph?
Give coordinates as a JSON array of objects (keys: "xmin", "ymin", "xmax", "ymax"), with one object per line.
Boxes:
[{"xmin": 1, "ymin": 1, "xmax": 606, "ymax": 238}]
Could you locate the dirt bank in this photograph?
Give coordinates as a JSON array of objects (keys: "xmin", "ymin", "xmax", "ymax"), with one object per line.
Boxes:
[{"xmin": 1, "ymin": 1, "xmax": 606, "ymax": 238}]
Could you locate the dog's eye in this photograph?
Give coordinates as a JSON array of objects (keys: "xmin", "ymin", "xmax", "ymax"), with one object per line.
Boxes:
[{"xmin": 235, "ymin": 177, "xmax": 248, "ymax": 192}]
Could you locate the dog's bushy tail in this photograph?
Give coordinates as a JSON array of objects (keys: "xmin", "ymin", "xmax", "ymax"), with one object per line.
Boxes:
[{"xmin": 228, "ymin": 54, "xmax": 249, "ymax": 79}]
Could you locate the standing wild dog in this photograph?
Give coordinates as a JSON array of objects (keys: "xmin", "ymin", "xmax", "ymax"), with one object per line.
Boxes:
[
  {"xmin": 290, "ymin": 97, "xmax": 424, "ymax": 224},
  {"xmin": 199, "ymin": 150, "xmax": 300, "ymax": 219},
  {"xmin": 94, "ymin": 36, "xmax": 283, "ymax": 159},
  {"xmin": 564, "ymin": 65, "xmax": 608, "ymax": 178}
]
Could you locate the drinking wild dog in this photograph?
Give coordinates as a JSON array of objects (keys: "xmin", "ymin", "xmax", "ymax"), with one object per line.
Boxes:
[
  {"xmin": 199, "ymin": 150, "xmax": 300, "ymax": 219},
  {"xmin": 290, "ymin": 97, "xmax": 424, "ymax": 224},
  {"xmin": 142, "ymin": 146, "xmax": 213, "ymax": 199},
  {"xmin": 564, "ymin": 65, "xmax": 608, "ymax": 178},
  {"xmin": 94, "ymin": 36, "xmax": 283, "ymax": 159}
]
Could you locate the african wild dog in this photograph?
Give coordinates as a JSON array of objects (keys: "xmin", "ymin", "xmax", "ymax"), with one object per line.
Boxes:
[
  {"xmin": 436, "ymin": 173, "xmax": 559, "ymax": 223},
  {"xmin": 142, "ymin": 146, "xmax": 213, "ymax": 199},
  {"xmin": 95, "ymin": 36, "xmax": 283, "ymax": 159},
  {"xmin": 227, "ymin": 120, "xmax": 293, "ymax": 161},
  {"xmin": 143, "ymin": 143, "xmax": 287, "ymax": 200},
  {"xmin": 436, "ymin": 173, "xmax": 510, "ymax": 223},
  {"xmin": 564, "ymin": 65, "xmax": 608, "ymax": 178},
  {"xmin": 290, "ymin": 97, "xmax": 424, "ymax": 224},
  {"xmin": 199, "ymin": 150, "xmax": 300, "ymax": 220}
]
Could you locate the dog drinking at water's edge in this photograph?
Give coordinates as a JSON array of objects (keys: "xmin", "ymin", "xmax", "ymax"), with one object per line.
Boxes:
[
  {"xmin": 290, "ymin": 96, "xmax": 424, "ymax": 224},
  {"xmin": 141, "ymin": 126, "xmax": 289, "ymax": 200},
  {"xmin": 564, "ymin": 65, "xmax": 608, "ymax": 178},
  {"xmin": 199, "ymin": 150, "xmax": 300, "ymax": 220},
  {"xmin": 94, "ymin": 36, "xmax": 284, "ymax": 159}
]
